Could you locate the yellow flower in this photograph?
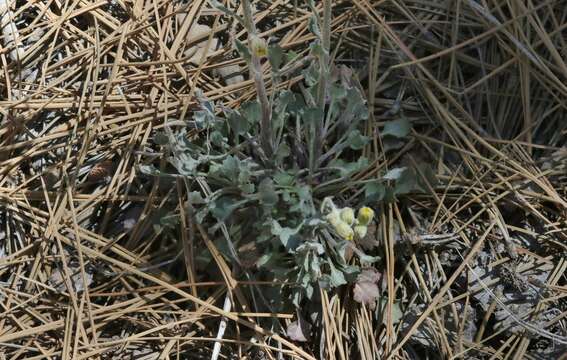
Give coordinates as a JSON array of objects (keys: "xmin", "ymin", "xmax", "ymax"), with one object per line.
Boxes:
[
  {"xmin": 340, "ymin": 207, "xmax": 355, "ymax": 225},
  {"xmin": 250, "ymin": 35, "xmax": 268, "ymax": 58},
  {"xmin": 357, "ymin": 207, "xmax": 375, "ymax": 226},
  {"xmin": 323, "ymin": 200, "xmax": 355, "ymax": 241},
  {"xmin": 334, "ymin": 221, "xmax": 354, "ymax": 241},
  {"xmin": 354, "ymin": 225, "xmax": 367, "ymax": 239}
]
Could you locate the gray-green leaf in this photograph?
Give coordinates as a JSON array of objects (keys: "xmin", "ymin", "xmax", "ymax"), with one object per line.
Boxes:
[
  {"xmin": 268, "ymin": 44, "xmax": 285, "ymax": 71},
  {"xmin": 210, "ymin": 196, "xmax": 241, "ymax": 221},
  {"xmin": 258, "ymin": 178, "xmax": 278, "ymax": 206},
  {"xmin": 241, "ymin": 100, "xmax": 262, "ymax": 124},
  {"xmin": 271, "ymin": 220, "xmax": 301, "ymax": 247},
  {"xmin": 383, "ymin": 167, "xmax": 407, "ymax": 181},
  {"xmin": 346, "ymin": 130, "xmax": 370, "ymax": 150},
  {"xmin": 331, "ymin": 157, "xmax": 369, "ymax": 177},
  {"xmin": 154, "ymin": 132, "xmax": 169, "ymax": 145},
  {"xmin": 234, "ymin": 39, "xmax": 251, "ymax": 62},
  {"xmin": 364, "ymin": 181, "xmax": 385, "ymax": 202},
  {"xmin": 226, "ymin": 110, "xmax": 249, "ymax": 135},
  {"xmin": 382, "ymin": 118, "xmax": 411, "ymax": 138},
  {"xmin": 329, "ymin": 262, "xmax": 347, "ymax": 287}
]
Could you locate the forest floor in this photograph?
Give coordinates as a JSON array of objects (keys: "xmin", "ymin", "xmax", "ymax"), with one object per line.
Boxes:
[{"xmin": 0, "ymin": 1, "xmax": 566, "ymax": 359}]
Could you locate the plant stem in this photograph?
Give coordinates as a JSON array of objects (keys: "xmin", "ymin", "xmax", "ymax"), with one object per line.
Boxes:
[
  {"xmin": 241, "ymin": 0, "xmax": 273, "ymax": 158},
  {"xmin": 310, "ymin": 0, "xmax": 332, "ymax": 176}
]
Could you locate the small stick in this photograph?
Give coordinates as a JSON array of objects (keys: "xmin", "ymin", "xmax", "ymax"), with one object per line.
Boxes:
[{"xmin": 211, "ymin": 293, "xmax": 232, "ymax": 360}]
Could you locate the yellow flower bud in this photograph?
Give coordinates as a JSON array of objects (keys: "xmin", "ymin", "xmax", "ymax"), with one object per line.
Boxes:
[
  {"xmin": 357, "ymin": 207, "xmax": 375, "ymax": 226},
  {"xmin": 250, "ymin": 35, "xmax": 268, "ymax": 58},
  {"xmin": 354, "ymin": 225, "xmax": 367, "ymax": 239},
  {"xmin": 325, "ymin": 210, "xmax": 342, "ymax": 227},
  {"xmin": 340, "ymin": 207, "xmax": 355, "ymax": 225},
  {"xmin": 324, "ymin": 203, "xmax": 354, "ymax": 241},
  {"xmin": 334, "ymin": 221, "xmax": 354, "ymax": 241}
]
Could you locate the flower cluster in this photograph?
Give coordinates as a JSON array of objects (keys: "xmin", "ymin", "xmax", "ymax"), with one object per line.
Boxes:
[{"xmin": 323, "ymin": 198, "xmax": 375, "ymax": 241}]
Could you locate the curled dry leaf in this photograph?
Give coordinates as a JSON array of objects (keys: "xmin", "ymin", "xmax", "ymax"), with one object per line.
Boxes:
[
  {"xmin": 48, "ymin": 267, "xmax": 93, "ymax": 293},
  {"xmin": 237, "ymin": 242, "xmax": 260, "ymax": 269},
  {"xmin": 0, "ymin": 1, "xmax": 25, "ymax": 62},
  {"xmin": 42, "ymin": 168, "xmax": 60, "ymax": 189},
  {"xmin": 358, "ymin": 222, "xmax": 378, "ymax": 250},
  {"xmin": 214, "ymin": 64, "xmax": 244, "ymax": 86},
  {"xmin": 177, "ymin": 16, "xmax": 244, "ymax": 86},
  {"xmin": 286, "ymin": 317, "xmax": 311, "ymax": 342},
  {"xmin": 358, "ymin": 267, "xmax": 381, "ymax": 283},
  {"xmin": 353, "ymin": 281, "xmax": 380, "ymax": 308},
  {"xmin": 121, "ymin": 205, "xmax": 144, "ymax": 232},
  {"xmin": 353, "ymin": 268, "xmax": 382, "ymax": 308},
  {"xmin": 185, "ymin": 23, "xmax": 219, "ymax": 64}
]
